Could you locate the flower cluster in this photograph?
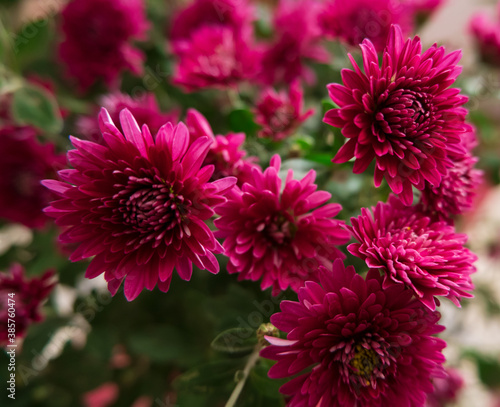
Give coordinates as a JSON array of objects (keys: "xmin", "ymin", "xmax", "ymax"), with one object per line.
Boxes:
[
  {"xmin": 20, "ymin": 0, "xmax": 483, "ymax": 403},
  {"xmin": 1, "ymin": 264, "xmax": 56, "ymax": 346}
]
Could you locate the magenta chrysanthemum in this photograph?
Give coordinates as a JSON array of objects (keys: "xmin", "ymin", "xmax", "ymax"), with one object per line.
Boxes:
[
  {"xmin": 59, "ymin": 0, "xmax": 149, "ymax": 91},
  {"xmin": 254, "ymin": 80, "xmax": 314, "ymax": 141},
  {"xmin": 77, "ymin": 92, "xmax": 179, "ymax": 143},
  {"xmin": 426, "ymin": 367, "xmax": 464, "ymax": 407},
  {"xmin": 186, "ymin": 109, "xmax": 259, "ymax": 186},
  {"xmin": 172, "ymin": 25, "xmax": 259, "ymax": 91},
  {"xmin": 214, "ymin": 155, "xmax": 350, "ymax": 294},
  {"xmin": 169, "ymin": 0, "xmax": 254, "ymax": 44},
  {"xmin": 1, "ymin": 263, "xmax": 56, "ymax": 346},
  {"xmin": 0, "ymin": 126, "xmax": 66, "ymax": 229},
  {"xmin": 259, "ymin": 0, "xmax": 329, "ymax": 85},
  {"xmin": 261, "ymin": 259, "xmax": 446, "ymax": 407},
  {"xmin": 319, "ymin": 0, "xmax": 414, "ymax": 52},
  {"xmin": 170, "ymin": 0, "xmax": 258, "ymax": 90},
  {"xmin": 324, "ymin": 25, "xmax": 468, "ymax": 205},
  {"xmin": 419, "ymin": 125, "xmax": 483, "ymax": 222},
  {"xmin": 470, "ymin": 10, "xmax": 500, "ymax": 67},
  {"xmin": 43, "ymin": 108, "xmax": 236, "ymax": 300},
  {"xmin": 348, "ymin": 195, "xmax": 476, "ymax": 310}
]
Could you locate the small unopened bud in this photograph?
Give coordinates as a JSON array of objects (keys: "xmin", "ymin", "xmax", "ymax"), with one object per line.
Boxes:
[{"xmin": 257, "ymin": 323, "xmax": 279, "ymax": 347}]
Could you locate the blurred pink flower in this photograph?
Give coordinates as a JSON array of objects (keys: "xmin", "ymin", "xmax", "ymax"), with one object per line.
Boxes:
[
  {"xmin": 214, "ymin": 155, "xmax": 349, "ymax": 294},
  {"xmin": 319, "ymin": 0, "xmax": 414, "ymax": 51},
  {"xmin": 82, "ymin": 382, "xmax": 119, "ymax": 407},
  {"xmin": 254, "ymin": 80, "xmax": 314, "ymax": 141},
  {"xmin": 470, "ymin": 11, "xmax": 500, "ymax": 67},
  {"xmin": 169, "ymin": 0, "xmax": 255, "ymax": 45},
  {"xmin": 59, "ymin": 0, "xmax": 149, "ymax": 91},
  {"xmin": 44, "ymin": 108, "xmax": 236, "ymax": 301},
  {"xmin": 1, "ymin": 263, "xmax": 56, "ymax": 347},
  {"xmin": 170, "ymin": 0, "xmax": 258, "ymax": 91},
  {"xmin": 426, "ymin": 367, "xmax": 465, "ymax": 407},
  {"xmin": 324, "ymin": 25, "xmax": 468, "ymax": 205},
  {"xmin": 258, "ymin": 0, "xmax": 329, "ymax": 85},
  {"xmin": 173, "ymin": 25, "xmax": 259, "ymax": 91},
  {"xmin": 349, "ymin": 195, "xmax": 476, "ymax": 310},
  {"xmin": 261, "ymin": 259, "xmax": 446, "ymax": 407},
  {"xmin": 0, "ymin": 126, "xmax": 66, "ymax": 229},
  {"xmin": 419, "ymin": 151, "xmax": 483, "ymax": 223},
  {"xmin": 77, "ymin": 92, "xmax": 179, "ymax": 143}
]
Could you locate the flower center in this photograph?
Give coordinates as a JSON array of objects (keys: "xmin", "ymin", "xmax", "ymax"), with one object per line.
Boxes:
[
  {"xmin": 113, "ymin": 177, "xmax": 189, "ymax": 234},
  {"xmin": 350, "ymin": 344, "xmax": 380, "ymax": 385},
  {"xmin": 258, "ymin": 212, "xmax": 296, "ymax": 246},
  {"xmin": 269, "ymin": 104, "xmax": 295, "ymax": 133},
  {"xmin": 376, "ymin": 88, "xmax": 435, "ymax": 139}
]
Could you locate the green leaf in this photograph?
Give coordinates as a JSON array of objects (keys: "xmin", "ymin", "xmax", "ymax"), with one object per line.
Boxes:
[
  {"xmin": 465, "ymin": 351, "xmax": 500, "ymax": 389},
  {"xmin": 228, "ymin": 108, "xmax": 260, "ymax": 136},
  {"xmin": 11, "ymin": 19, "xmax": 52, "ymax": 65},
  {"xmin": 211, "ymin": 327, "xmax": 258, "ymax": 354},
  {"xmin": 11, "ymin": 83, "xmax": 62, "ymax": 134},
  {"xmin": 304, "ymin": 152, "xmax": 334, "ymax": 166},
  {"xmin": 249, "ymin": 359, "xmax": 286, "ymax": 399},
  {"xmin": 293, "ymin": 134, "xmax": 314, "ymax": 153},
  {"xmin": 321, "ymin": 98, "xmax": 338, "ymax": 114}
]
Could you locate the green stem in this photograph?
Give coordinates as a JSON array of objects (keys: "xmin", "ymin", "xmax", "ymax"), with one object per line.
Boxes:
[{"xmin": 225, "ymin": 347, "xmax": 261, "ymax": 407}]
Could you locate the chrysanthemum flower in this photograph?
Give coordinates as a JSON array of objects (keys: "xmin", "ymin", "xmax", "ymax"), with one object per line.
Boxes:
[
  {"xmin": 169, "ymin": 0, "xmax": 255, "ymax": 46},
  {"xmin": 186, "ymin": 109, "xmax": 259, "ymax": 186},
  {"xmin": 254, "ymin": 80, "xmax": 314, "ymax": 141},
  {"xmin": 43, "ymin": 109, "xmax": 236, "ymax": 300},
  {"xmin": 1, "ymin": 263, "xmax": 56, "ymax": 346},
  {"xmin": 348, "ymin": 195, "xmax": 476, "ymax": 310},
  {"xmin": 419, "ymin": 150, "xmax": 483, "ymax": 222},
  {"xmin": 419, "ymin": 124, "xmax": 482, "ymax": 221},
  {"xmin": 426, "ymin": 367, "xmax": 464, "ymax": 407},
  {"xmin": 470, "ymin": 10, "xmax": 500, "ymax": 67},
  {"xmin": 77, "ymin": 92, "xmax": 179, "ymax": 143},
  {"xmin": 172, "ymin": 25, "xmax": 259, "ymax": 91},
  {"xmin": 258, "ymin": 0, "xmax": 329, "ymax": 85},
  {"xmin": 214, "ymin": 155, "xmax": 350, "ymax": 294},
  {"xmin": 261, "ymin": 259, "xmax": 446, "ymax": 407},
  {"xmin": 59, "ymin": 0, "xmax": 149, "ymax": 91},
  {"xmin": 319, "ymin": 0, "xmax": 414, "ymax": 51},
  {"xmin": 324, "ymin": 25, "xmax": 468, "ymax": 205},
  {"xmin": 169, "ymin": 0, "xmax": 258, "ymax": 91},
  {"xmin": 0, "ymin": 126, "xmax": 66, "ymax": 229}
]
